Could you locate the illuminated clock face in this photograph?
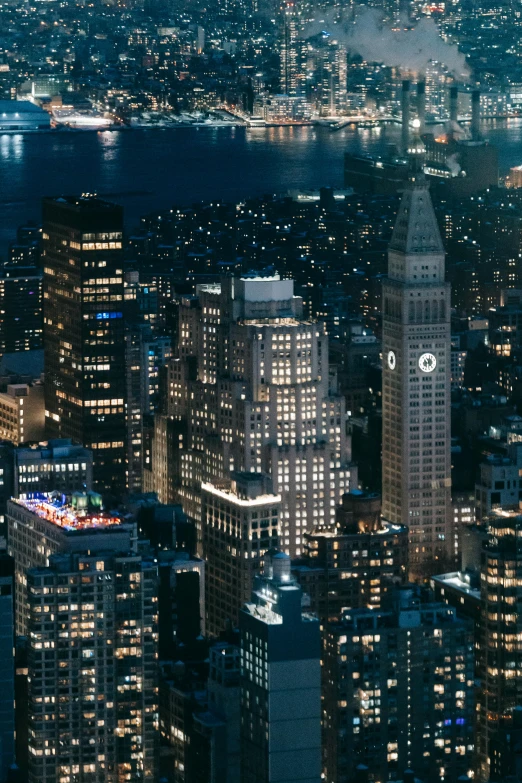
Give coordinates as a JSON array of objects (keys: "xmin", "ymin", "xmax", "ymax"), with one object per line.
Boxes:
[
  {"xmin": 387, "ymin": 350, "xmax": 396, "ymax": 370},
  {"xmin": 419, "ymin": 352, "xmax": 437, "ymax": 373}
]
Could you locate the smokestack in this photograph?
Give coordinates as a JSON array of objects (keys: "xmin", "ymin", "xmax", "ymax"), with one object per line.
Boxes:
[
  {"xmin": 471, "ymin": 88, "xmax": 481, "ymax": 140},
  {"xmin": 450, "ymin": 85, "xmax": 459, "ymax": 123},
  {"xmin": 401, "ymin": 79, "xmax": 410, "ymax": 154},
  {"xmin": 416, "ymin": 80, "xmax": 426, "ymax": 134}
]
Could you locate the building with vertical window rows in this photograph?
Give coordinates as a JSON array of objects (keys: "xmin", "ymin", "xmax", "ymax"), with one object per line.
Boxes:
[
  {"xmin": 26, "ymin": 552, "xmax": 158, "ymax": 783},
  {"xmin": 382, "ymin": 141, "xmax": 452, "ymax": 571},
  {"xmin": 166, "ymin": 273, "xmax": 355, "ymax": 562},
  {"xmin": 322, "ymin": 591, "xmax": 475, "ymax": 783},
  {"xmin": 42, "ymin": 197, "xmax": 126, "ymax": 493}
]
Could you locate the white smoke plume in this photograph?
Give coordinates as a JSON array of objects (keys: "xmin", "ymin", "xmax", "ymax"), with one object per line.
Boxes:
[
  {"xmin": 447, "ymin": 119, "xmax": 471, "ymax": 140},
  {"xmin": 305, "ymin": 6, "xmax": 470, "ymax": 79},
  {"xmin": 446, "ymin": 153, "xmax": 462, "ymax": 176}
]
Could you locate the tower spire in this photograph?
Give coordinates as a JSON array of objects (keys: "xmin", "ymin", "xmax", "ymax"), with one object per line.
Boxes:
[
  {"xmin": 382, "ymin": 124, "xmax": 452, "ymax": 573},
  {"xmin": 388, "ymin": 128, "xmax": 444, "ymax": 260}
]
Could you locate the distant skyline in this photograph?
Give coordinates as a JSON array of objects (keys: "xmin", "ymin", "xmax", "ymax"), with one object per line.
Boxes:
[{"xmin": 1, "ymin": 118, "xmax": 522, "ymax": 254}]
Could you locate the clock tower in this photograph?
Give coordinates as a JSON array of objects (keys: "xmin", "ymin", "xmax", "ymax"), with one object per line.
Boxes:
[{"xmin": 382, "ymin": 137, "xmax": 452, "ymax": 572}]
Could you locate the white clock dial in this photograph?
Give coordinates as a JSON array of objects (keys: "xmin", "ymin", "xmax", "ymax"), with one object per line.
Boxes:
[
  {"xmin": 419, "ymin": 352, "xmax": 437, "ymax": 373},
  {"xmin": 387, "ymin": 350, "xmax": 396, "ymax": 370}
]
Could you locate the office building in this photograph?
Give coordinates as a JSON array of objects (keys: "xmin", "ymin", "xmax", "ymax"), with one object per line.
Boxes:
[
  {"xmin": 451, "ymin": 492, "xmax": 474, "ymax": 564},
  {"xmin": 14, "ymin": 439, "xmax": 93, "ymax": 497},
  {"xmin": 157, "ymin": 549, "xmax": 205, "ymax": 656},
  {"xmin": 42, "ymin": 197, "xmax": 126, "ymax": 493},
  {"xmin": 488, "ymin": 706, "xmax": 522, "ymax": 782},
  {"xmin": 318, "ymin": 41, "xmax": 347, "ymax": 117},
  {"xmin": 430, "ymin": 570, "xmax": 483, "ymax": 691},
  {"xmin": 322, "ymin": 591, "xmax": 475, "ymax": 783},
  {"xmin": 0, "ymin": 554, "xmax": 15, "ymax": 783},
  {"xmin": 26, "ymin": 551, "xmax": 158, "ymax": 783},
  {"xmin": 476, "ymin": 509, "xmax": 522, "ymax": 780},
  {"xmin": 159, "ymin": 642, "xmax": 240, "ymax": 783},
  {"xmin": 280, "ymin": 0, "xmax": 300, "ymax": 97},
  {"xmin": 0, "ymin": 442, "xmax": 14, "ymax": 544},
  {"xmin": 450, "ymin": 342, "xmax": 467, "ymax": 391},
  {"xmin": 131, "ymin": 497, "xmax": 195, "ymax": 553},
  {"xmin": 240, "ymin": 551, "xmax": 321, "ymax": 783},
  {"xmin": 382, "ymin": 138, "xmax": 452, "ymax": 571},
  {"xmin": 158, "ymin": 657, "xmax": 210, "ymax": 783},
  {"xmin": 0, "ymin": 439, "xmax": 91, "ymax": 544},
  {"xmin": 0, "ymin": 259, "xmax": 42, "ymax": 354},
  {"xmin": 207, "ymin": 643, "xmax": 240, "ymax": 783},
  {"xmin": 144, "ymin": 414, "xmax": 186, "ymax": 505},
  {"xmin": 475, "ymin": 444, "xmax": 522, "ymax": 520},
  {"xmin": 125, "ymin": 324, "xmax": 172, "ymax": 492},
  {"xmin": 124, "ymin": 269, "xmax": 172, "ymax": 493},
  {"xmin": 202, "ymin": 473, "xmax": 280, "ymax": 636},
  {"xmin": 7, "ymin": 492, "xmax": 136, "ymax": 635},
  {"xmin": 169, "ymin": 273, "xmax": 355, "ymax": 559},
  {"xmin": 293, "ymin": 490, "xmax": 408, "ymax": 623},
  {"xmin": 0, "ymin": 383, "xmax": 45, "ymax": 445}
]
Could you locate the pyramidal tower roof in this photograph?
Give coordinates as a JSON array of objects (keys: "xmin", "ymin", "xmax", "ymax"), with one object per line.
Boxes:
[{"xmin": 388, "ymin": 136, "xmax": 444, "ymax": 257}]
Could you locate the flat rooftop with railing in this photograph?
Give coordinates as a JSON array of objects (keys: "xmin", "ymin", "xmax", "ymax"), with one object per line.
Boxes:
[{"xmin": 11, "ymin": 494, "xmax": 122, "ymax": 532}]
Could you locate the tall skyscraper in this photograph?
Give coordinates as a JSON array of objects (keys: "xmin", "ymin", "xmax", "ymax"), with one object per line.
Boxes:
[
  {"xmin": 476, "ymin": 508, "xmax": 522, "ymax": 781},
  {"xmin": 382, "ymin": 140, "xmax": 452, "ymax": 572},
  {"xmin": 26, "ymin": 551, "xmax": 158, "ymax": 783},
  {"xmin": 280, "ymin": 1, "xmax": 300, "ymax": 96},
  {"xmin": 42, "ymin": 197, "xmax": 126, "ymax": 494},
  {"xmin": 240, "ymin": 551, "xmax": 321, "ymax": 783},
  {"xmin": 167, "ymin": 273, "xmax": 355, "ymax": 560},
  {"xmin": 319, "ymin": 41, "xmax": 347, "ymax": 117}
]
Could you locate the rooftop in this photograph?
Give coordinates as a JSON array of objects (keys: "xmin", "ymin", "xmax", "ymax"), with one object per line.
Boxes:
[
  {"xmin": 12, "ymin": 493, "xmax": 122, "ymax": 532},
  {"xmin": 43, "ymin": 195, "xmax": 120, "ymax": 212},
  {"xmin": 201, "ymin": 481, "xmax": 280, "ymax": 507},
  {"xmin": 306, "ymin": 518, "xmax": 408, "ymax": 538},
  {"xmin": 0, "ymin": 100, "xmax": 49, "ymax": 115},
  {"xmin": 431, "ymin": 571, "xmax": 481, "ymax": 601}
]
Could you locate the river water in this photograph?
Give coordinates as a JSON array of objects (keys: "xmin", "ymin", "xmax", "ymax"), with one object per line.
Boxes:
[{"xmin": 1, "ymin": 117, "xmax": 521, "ymax": 253}]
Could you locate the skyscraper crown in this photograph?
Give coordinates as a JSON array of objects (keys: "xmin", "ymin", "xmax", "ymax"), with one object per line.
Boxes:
[{"xmin": 388, "ymin": 134, "xmax": 444, "ymax": 257}]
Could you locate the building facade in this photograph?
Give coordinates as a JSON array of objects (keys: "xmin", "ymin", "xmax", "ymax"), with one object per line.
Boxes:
[
  {"xmin": 0, "ymin": 260, "xmax": 42, "ymax": 354},
  {"xmin": 168, "ymin": 273, "xmax": 355, "ymax": 559},
  {"xmin": 0, "ymin": 383, "xmax": 45, "ymax": 445},
  {"xmin": 294, "ymin": 491, "xmax": 408, "ymax": 624},
  {"xmin": 26, "ymin": 552, "xmax": 158, "ymax": 783},
  {"xmin": 42, "ymin": 197, "xmax": 126, "ymax": 493},
  {"xmin": 239, "ymin": 551, "xmax": 321, "ymax": 783},
  {"xmin": 476, "ymin": 509, "xmax": 522, "ymax": 780},
  {"xmin": 280, "ymin": 0, "xmax": 300, "ymax": 97},
  {"xmin": 475, "ymin": 444, "xmax": 522, "ymax": 520},
  {"xmin": 202, "ymin": 473, "xmax": 280, "ymax": 636},
  {"xmin": 7, "ymin": 493, "xmax": 136, "ymax": 635},
  {"xmin": 14, "ymin": 439, "xmax": 93, "ymax": 497},
  {"xmin": 382, "ymin": 146, "xmax": 452, "ymax": 570},
  {"xmin": 322, "ymin": 593, "xmax": 475, "ymax": 783},
  {"xmin": 0, "ymin": 554, "xmax": 15, "ymax": 783}
]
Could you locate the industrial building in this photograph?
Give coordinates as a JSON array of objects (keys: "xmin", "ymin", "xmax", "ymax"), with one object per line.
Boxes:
[
  {"xmin": 0, "ymin": 100, "xmax": 50, "ymax": 131},
  {"xmin": 344, "ymin": 83, "xmax": 499, "ymax": 197}
]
